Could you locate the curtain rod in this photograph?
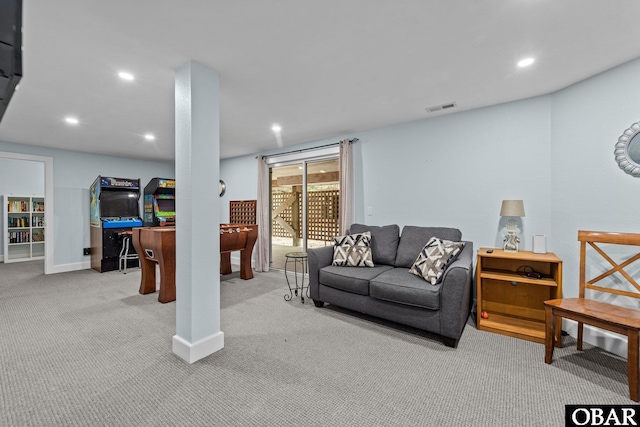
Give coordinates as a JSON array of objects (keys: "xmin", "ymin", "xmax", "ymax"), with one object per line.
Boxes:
[{"xmin": 256, "ymin": 138, "xmax": 358, "ymax": 159}]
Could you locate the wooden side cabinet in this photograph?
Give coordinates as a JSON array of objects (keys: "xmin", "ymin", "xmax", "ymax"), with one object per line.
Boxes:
[{"xmin": 476, "ymin": 248, "xmax": 563, "ymax": 345}]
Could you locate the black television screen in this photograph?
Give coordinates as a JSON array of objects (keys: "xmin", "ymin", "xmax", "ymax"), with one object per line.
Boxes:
[
  {"xmin": 0, "ymin": 0, "xmax": 22, "ymax": 122},
  {"xmin": 100, "ymin": 191, "xmax": 139, "ymax": 218}
]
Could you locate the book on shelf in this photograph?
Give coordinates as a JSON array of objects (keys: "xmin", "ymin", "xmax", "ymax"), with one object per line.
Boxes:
[
  {"xmin": 8, "ymin": 216, "xmax": 29, "ymax": 228},
  {"xmin": 8, "ymin": 230, "xmax": 30, "ymax": 244},
  {"xmin": 7, "ymin": 200, "xmax": 28, "ymax": 212}
]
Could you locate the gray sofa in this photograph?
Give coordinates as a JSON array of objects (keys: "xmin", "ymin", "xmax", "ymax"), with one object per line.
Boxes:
[{"xmin": 308, "ymin": 224, "xmax": 474, "ymax": 347}]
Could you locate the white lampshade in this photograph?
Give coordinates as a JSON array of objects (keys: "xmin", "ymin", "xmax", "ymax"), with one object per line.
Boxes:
[{"xmin": 500, "ymin": 200, "xmax": 525, "ymax": 217}]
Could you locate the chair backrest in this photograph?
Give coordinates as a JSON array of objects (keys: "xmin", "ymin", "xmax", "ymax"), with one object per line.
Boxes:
[{"xmin": 578, "ymin": 230, "xmax": 640, "ymax": 300}]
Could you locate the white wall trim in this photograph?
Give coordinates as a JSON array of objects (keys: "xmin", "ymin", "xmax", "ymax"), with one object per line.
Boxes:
[
  {"xmin": 48, "ymin": 261, "xmax": 91, "ymax": 274},
  {"xmin": 172, "ymin": 332, "xmax": 224, "ymax": 364},
  {"xmin": 562, "ymin": 319, "xmax": 627, "ymax": 359},
  {"xmin": 0, "ymin": 151, "xmax": 54, "ymax": 275}
]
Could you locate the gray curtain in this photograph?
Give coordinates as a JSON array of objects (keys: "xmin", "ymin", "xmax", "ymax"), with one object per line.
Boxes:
[
  {"xmin": 255, "ymin": 156, "xmax": 270, "ymax": 271},
  {"xmin": 339, "ymin": 139, "xmax": 353, "ymax": 235}
]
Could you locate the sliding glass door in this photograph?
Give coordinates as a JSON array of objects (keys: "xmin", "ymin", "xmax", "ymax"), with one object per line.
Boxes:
[{"xmin": 270, "ymin": 158, "xmax": 339, "ymax": 270}]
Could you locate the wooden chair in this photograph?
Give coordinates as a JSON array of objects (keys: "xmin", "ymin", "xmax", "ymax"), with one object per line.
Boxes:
[{"xmin": 544, "ymin": 230, "xmax": 640, "ymax": 402}]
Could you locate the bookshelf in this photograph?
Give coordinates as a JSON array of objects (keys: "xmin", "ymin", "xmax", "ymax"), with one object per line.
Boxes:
[
  {"xmin": 3, "ymin": 195, "xmax": 45, "ymax": 263},
  {"xmin": 476, "ymin": 248, "xmax": 562, "ymax": 344}
]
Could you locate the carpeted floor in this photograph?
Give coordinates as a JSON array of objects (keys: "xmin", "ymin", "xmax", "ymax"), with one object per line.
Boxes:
[{"xmin": 0, "ymin": 260, "xmax": 634, "ymax": 426}]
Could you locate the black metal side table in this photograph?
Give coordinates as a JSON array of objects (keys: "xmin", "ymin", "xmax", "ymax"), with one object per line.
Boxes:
[{"xmin": 284, "ymin": 252, "xmax": 309, "ymax": 303}]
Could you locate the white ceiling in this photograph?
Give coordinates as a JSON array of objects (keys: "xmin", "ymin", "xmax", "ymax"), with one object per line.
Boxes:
[{"xmin": 1, "ymin": 0, "xmax": 640, "ymax": 162}]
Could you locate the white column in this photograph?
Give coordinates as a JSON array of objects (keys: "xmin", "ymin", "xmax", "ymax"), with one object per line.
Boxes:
[{"xmin": 172, "ymin": 60, "xmax": 223, "ymax": 363}]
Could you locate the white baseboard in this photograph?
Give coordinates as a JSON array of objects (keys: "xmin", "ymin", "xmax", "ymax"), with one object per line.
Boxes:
[
  {"xmin": 49, "ymin": 261, "xmax": 91, "ymax": 274},
  {"xmin": 0, "ymin": 256, "xmax": 88, "ymax": 272},
  {"xmin": 563, "ymin": 319, "xmax": 627, "ymax": 359},
  {"xmin": 172, "ymin": 331, "xmax": 225, "ymax": 364}
]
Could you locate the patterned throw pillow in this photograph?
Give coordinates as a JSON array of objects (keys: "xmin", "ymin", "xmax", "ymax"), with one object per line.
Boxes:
[
  {"xmin": 410, "ymin": 237, "xmax": 465, "ymax": 285},
  {"xmin": 332, "ymin": 232, "xmax": 375, "ymax": 267}
]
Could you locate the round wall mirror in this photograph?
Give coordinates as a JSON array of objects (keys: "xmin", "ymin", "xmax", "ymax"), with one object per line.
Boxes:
[{"xmin": 615, "ymin": 122, "xmax": 640, "ymax": 177}]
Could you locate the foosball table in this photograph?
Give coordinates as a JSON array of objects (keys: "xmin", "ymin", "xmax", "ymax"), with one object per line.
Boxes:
[
  {"xmin": 131, "ymin": 224, "xmax": 258, "ymax": 303},
  {"xmin": 220, "ymin": 224, "xmax": 258, "ymax": 280}
]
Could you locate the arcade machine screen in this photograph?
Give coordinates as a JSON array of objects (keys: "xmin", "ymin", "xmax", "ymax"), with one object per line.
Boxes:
[
  {"xmin": 156, "ymin": 198, "xmax": 175, "ymax": 213},
  {"xmin": 100, "ymin": 192, "xmax": 139, "ymax": 218}
]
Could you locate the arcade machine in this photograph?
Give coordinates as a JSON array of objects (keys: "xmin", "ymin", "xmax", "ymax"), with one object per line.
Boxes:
[
  {"xmin": 90, "ymin": 176, "xmax": 143, "ymax": 272},
  {"xmin": 143, "ymin": 178, "xmax": 175, "ymax": 227}
]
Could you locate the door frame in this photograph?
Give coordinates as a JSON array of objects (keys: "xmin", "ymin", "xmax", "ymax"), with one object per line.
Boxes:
[{"xmin": 0, "ymin": 151, "xmax": 54, "ymax": 274}]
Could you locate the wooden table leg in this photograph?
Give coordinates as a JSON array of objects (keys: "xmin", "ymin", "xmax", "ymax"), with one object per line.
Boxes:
[
  {"xmin": 157, "ymin": 261, "xmax": 175, "ymax": 303},
  {"xmin": 577, "ymin": 322, "xmax": 584, "ymax": 351},
  {"xmin": 132, "ymin": 229, "xmax": 156, "ymax": 295},
  {"xmin": 220, "ymin": 252, "xmax": 232, "ymax": 275},
  {"xmin": 628, "ymin": 329, "xmax": 639, "ymax": 402},
  {"xmin": 239, "ymin": 227, "xmax": 257, "ymax": 280},
  {"xmin": 545, "ymin": 306, "xmax": 555, "ymax": 364},
  {"xmin": 554, "ymin": 314, "xmax": 562, "ymax": 348},
  {"xmin": 138, "ymin": 257, "xmax": 157, "ymax": 295},
  {"xmin": 155, "ymin": 233, "xmax": 176, "ymax": 304},
  {"xmin": 239, "ymin": 249, "xmax": 254, "ymax": 280}
]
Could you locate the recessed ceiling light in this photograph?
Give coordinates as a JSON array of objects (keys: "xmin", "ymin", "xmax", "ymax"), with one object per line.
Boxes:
[
  {"xmin": 320, "ymin": 170, "xmax": 326, "ymax": 173},
  {"xmin": 517, "ymin": 57, "xmax": 535, "ymax": 68},
  {"xmin": 144, "ymin": 133, "xmax": 155, "ymax": 141},
  {"xmin": 64, "ymin": 116, "xmax": 79, "ymax": 125},
  {"xmin": 272, "ymin": 124, "xmax": 281, "ymax": 133},
  {"xmin": 118, "ymin": 71, "xmax": 135, "ymax": 81}
]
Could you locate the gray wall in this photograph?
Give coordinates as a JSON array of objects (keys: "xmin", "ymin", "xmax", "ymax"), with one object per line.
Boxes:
[
  {"xmin": 221, "ymin": 55, "xmax": 640, "ymax": 337},
  {"xmin": 550, "ymin": 57, "xmax": 640, "ymax": 298},
  {"xmin": 0, "ymin": 141, "xmax": 174, "ymax": 269},
  {"xmin": 220, "ymin": 96, "xmax": 553, "ymax": 261},
  {"xmin": 219, "ymin": 155, "xmax": 259, "ymax": 222},
  {"xmin": 0, "ymin": 158, "xmax": 45, "ymax": 258}
]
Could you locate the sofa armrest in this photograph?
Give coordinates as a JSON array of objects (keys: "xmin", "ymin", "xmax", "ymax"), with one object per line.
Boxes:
[
  {"xmin": 439, "ymin": 241, "xmax": 474, "ymax": 341},
  {"xmin": 308, "ymin": 245, "xmax": 334, "ymax": 301}
]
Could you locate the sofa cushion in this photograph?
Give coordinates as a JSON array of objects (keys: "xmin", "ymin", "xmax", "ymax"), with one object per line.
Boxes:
[
  {"xmin": 320, "ymin": 265, "xmax": 393, "ymax": 296},
  {"xmin": 369, "ymin": 268, "xmax": 441, "ymax": 310},
  {"xmin": 349, "ymin": 224, "xmax": 400, "ymax": 266},
  {"xmin": 410, "ymin": 237, "xmax": 465, "ymax": 285},
  {"xmin": 332, "ymin": 232, "xmax": 374, "ymax": 267},
  {"xmin": 395, "ymin": 226, "xmax": 462, "ymax": 268}
]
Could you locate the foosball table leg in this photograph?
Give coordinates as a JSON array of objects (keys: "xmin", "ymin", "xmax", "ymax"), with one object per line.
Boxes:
[{"xmin": 220, "ymin": 252, "xmax": 232, "ymax": 275}]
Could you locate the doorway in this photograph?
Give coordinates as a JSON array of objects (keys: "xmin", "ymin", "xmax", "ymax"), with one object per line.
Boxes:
[
  {"xmin": 0, "ymin": 151, "xmax": 54, "ymax": 274},
  {"xmin": 270, "ymin": 158, "xmax": 339, "ymax": 270}
]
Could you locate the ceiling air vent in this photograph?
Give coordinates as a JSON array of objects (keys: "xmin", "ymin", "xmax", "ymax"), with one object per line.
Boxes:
[{"xmin": 425, "ymin": 102, "xmax": 457, "ymax": 113}]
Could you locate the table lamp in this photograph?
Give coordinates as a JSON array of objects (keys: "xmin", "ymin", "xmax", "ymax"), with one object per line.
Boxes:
[{"xmin": 500, "ymin": 200, "xmax": 525, "ymax": 252}]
